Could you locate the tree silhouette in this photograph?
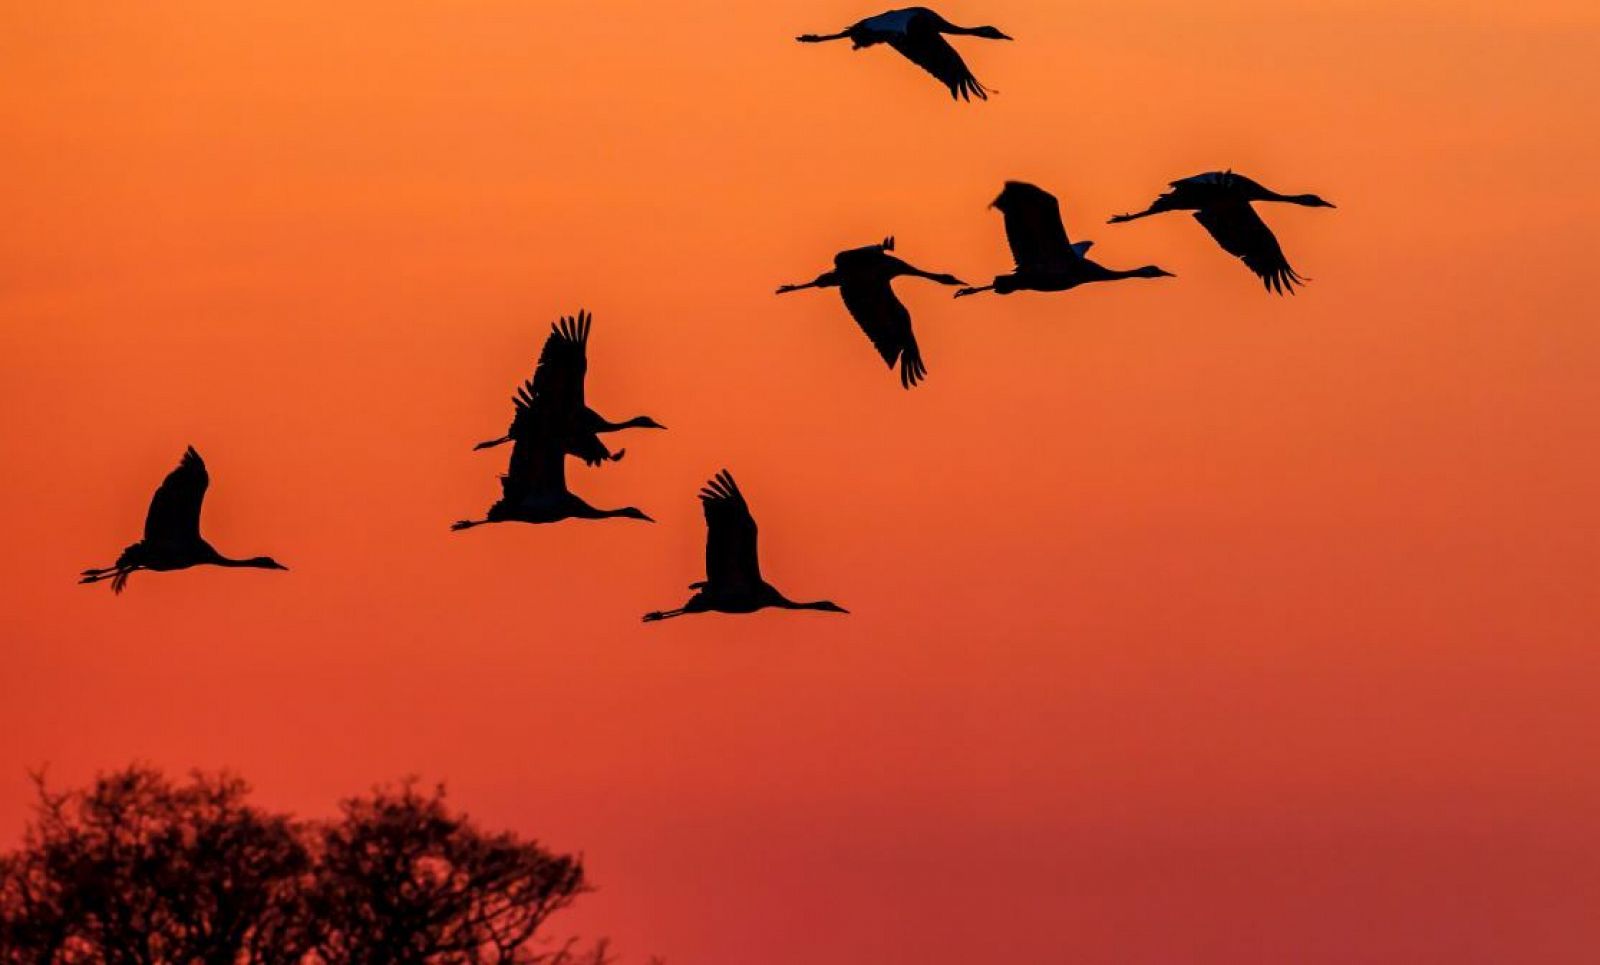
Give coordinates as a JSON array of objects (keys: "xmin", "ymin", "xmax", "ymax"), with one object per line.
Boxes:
[
  {"xmin": 0, "ymin": 767, "xmax": 311, "ymax": 963},
  {"xmin": 306, "ymin": 780, "xmax": 588, "ymax": 963},
  {"xmin": 0, "ymin": 767, "xmax": 638, "ymax": 965}
]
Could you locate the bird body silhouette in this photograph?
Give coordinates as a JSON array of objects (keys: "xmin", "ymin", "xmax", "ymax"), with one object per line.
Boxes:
[
  {"xmin": 778, "ymin": 237, "xmax": 964, "ymax": 388},
  {"xmin": 80, "ymin": 447, "xmax": 287, "ymax": 593},
  {"xmin": 474, "ymin": 311, "xmax": 664, "ymax": 464},
  {"xmin": 642, "ymin": 471, "xmax": 847, "ymax": 621},
  {"xmin": 1109, "ymin": 170, "xmax": 1335, "ymax": 294},
  {"xmin": 797, "ymin": 6, "xmax": 1011, "ymax": 101},
  {"xmin": 454, "ymin": 313, "xmax": 653, "ymax": 530},
  {"xmin": 956, "ymin": 182, "xmax": 1174, "ymax": 298}
]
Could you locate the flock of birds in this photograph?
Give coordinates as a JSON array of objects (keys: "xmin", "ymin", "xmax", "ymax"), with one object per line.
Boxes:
[{"xmin": 80, "ymin": 6, "xmax": 1335, "ymax": 621}]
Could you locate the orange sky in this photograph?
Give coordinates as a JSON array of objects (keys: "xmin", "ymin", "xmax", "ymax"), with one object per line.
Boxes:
[{"xmin": 3, "ymin": 1, "xmax": 1600, "ymax": 961}]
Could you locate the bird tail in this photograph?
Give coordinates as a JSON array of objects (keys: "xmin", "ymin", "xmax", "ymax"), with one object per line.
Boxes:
[{"xmin": 473, "ymin": 435, "xmax": 511, "ymax": 451}]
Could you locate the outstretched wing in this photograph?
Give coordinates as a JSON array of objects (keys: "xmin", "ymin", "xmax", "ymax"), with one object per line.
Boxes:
[
  {"xmin": 530, "ymin": 311, "xmax": 590, "ymax": 413},
  {"xmin": 1171, "ymin": 171, "xmax": 1232, "ymax": 189},
  {"xmin": 144, "ymin": 446, "xmax": 208, "ymax": 543},
  {"xmin": 1172, "ymin": 169, "xmax": 1271, "ymax": 199},
  {"xmin": 838, "ymin": 275, "xmax": 925, "ymax": 389},
  {"xmin": 500, "ymin": 416, "xmax": 568, "ymax": 506},
  {"xmin": 1193, "ymin": 202, "xmax": 1306, "ymax": 295},
  {"xmin": 889, "ymin": 26, "xmax": 988, "ymax": 100},
  {"xmin": 700, "ymin": 470, "xmax": 762, "ymax": 594},
  {"xmin": 994, "ymin": 181, "xmax": 1075, "ymax": 271},
  {"xmin": 504, "ymin": 377, "xmax": 539, "ymax": 439}
]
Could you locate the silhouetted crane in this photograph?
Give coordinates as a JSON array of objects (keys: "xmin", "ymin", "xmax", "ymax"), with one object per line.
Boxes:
[
  {"xmin": 473, "ymin": 311, "xmax": 665, "ymax": 464},
  {"xmin": 80, "ymin": 447, "xmax": 288, "ymax": 594},
  {"xmin": 453, "ymin": 313, "xmax": 653, "ymax": 530},
  {"xmin": 1108, "ymin": 170, "xmax": 1335, "ymax": 294},
  {"xmin": 797, "ymin": 6, "xmax": 1011, "ymax": 101},
  {"xmin": 642, "ymin": 471, "xmax": 848, "ymax": 621},
  {"xmin": 955, "ymin": 182, "xmax": 1174, "ymax": 298},
  {"xmin": 777, "ymin": 236, "xmax": 964, "ymax": 388}
]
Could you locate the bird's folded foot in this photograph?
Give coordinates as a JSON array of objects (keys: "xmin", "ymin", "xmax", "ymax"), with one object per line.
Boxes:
[
  {"xmin": 953, "ymin": 286, "xmax": 990, "ymax": 298},
  {"xmin": 450, "ymin": 519, "xmax": 483, "ymax": 531}
]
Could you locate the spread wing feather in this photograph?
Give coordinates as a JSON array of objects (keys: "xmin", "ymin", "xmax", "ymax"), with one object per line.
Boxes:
[
  {"xmin": 700, "ymin": 470, "xmax": 761, "ymax": 594},
  {"xmin": 838, "ymin": 276, "xmax": 925, "ymax": 388},
  {"xmin": 531, "ymin": 310, "xmax": 590, "ymax": 412},
  {"xmin": 143, "ymin": 447, "xmax": 208, "ymax": 543},
  {"xmin": 888, "ymin": 27, "xmax": 988, "ymax": 101},
  {"xmin": 1193, "ymin": 203, "xmax": 1306, "ymax": 295},
  {"xmin": 995, "ymin": 181, "xmax": 1074, "ymax": 271}
]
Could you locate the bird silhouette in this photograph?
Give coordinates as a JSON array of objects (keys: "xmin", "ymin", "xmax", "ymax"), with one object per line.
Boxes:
[
  {"xmin": 80, "ymin": 447, "xmax": 288, "ymax": 594},
  {"xmin": 797, "ymin": 6, "xmax": 1011, "ymax": 101},
  {"xmin": 955, "ymin": 181, "xmax": 1175, "ymax": 298},
  {"xmin": 777, "ymin": 236, "xmax": 964, "ymax": 388},
  {"xmin": 642, "ymin": 471, "xmax": 848, "ymax": 622},
  {"xmin": 473, "ymin": 311, "xmax": 665, "ymax": 465},
  {"xmin": 453, "ymin": 313, "xmax": 653, "ymax": 530},
  {"xmin": 1108, "ymin": 170, "xmax": 1335, "ymax": 294}
]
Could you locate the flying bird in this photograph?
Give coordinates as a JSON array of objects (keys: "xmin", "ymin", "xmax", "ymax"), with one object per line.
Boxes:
[
  {"xmin": 777, "ymin": 236, "xmax": 964, "ymax": 388},
  {"xmin": 453, "ymin": 313, "xmax": 653, "ymax": 530},
  {"xmin": 955, "ymin": 181, "xmax": 1174, "ymax": 298},
  {"xmin": 1108, "ymin": 170, "xmax": 1335, "ymax": 294},
  {"xmin": 474, "ymin": 311, "xmax": 665, "ymax": 464},
  {"xmin": 80, "ymin": 447, "xmax": 287, "ymax": 594},
  {"xmin": 797, "ymin": 6, "xmax": 1011, "ymax": 101},
  {"xmin": 642, "ymin": 471, "xmax": 848, "ymax": 622}
]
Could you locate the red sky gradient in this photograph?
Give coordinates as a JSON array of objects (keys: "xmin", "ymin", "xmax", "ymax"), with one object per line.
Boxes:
[{"xmin": 3, "ymin": 1, "xmax": 1599, "ymax": 962}]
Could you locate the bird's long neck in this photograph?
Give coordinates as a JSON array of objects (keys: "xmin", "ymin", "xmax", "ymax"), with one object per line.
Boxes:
[
  {"xmin": 935, "ymin": 18, "xmax": 1005, "ymax": 38},
  {"xmin": 571, "ymin": 502, "xmax": 647, "ymax": 521},
  {"xmin": 1265, "ymin": 190, "xmax": 1319, "ymax": 206},
  {"xmin": 596, "ymin": 414, "xmax": 657, "ymax": 431},
  {"xmin": 1101, "ymin": 265, "xmax": 1168, "ymax": 280},
  {"xmin": 214, "ymin": 555, "xmax": 276, "ymax": 569},
  {"xmin": 901, "ymin": 265, "xmax": 960, "ymax": 286},
  {"xmin": 776, "ymin": 597, "xmax": 837, "ymax": 612}
]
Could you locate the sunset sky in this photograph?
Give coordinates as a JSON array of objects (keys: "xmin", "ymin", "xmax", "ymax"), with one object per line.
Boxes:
[{"xmin": 3, "ymin": 1, "xmax": 1599, "ymax": 961}]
